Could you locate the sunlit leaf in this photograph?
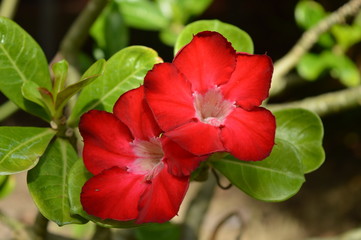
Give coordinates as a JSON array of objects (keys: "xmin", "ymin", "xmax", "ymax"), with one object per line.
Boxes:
[
  {"xmin": 211, "ymin": 140, "xmax": 305, "ymax": 202},
  {"xmin": 68, "ymin": 159, "xmax": 143, "ymax": 228},
  {"xmin": 0, "ymin": 127, "xmax": 55, "ymax": 175},
  {"xmin": 115, "ymin": 0, "xmax": 169, "ymax": 30},
  {"xmin": 211, "ymin": 108, "xmax": 324, "ymax": 201},
  {"xmin": 52, "ymin": 60, "xmax": 68, "ymax": 95},
  {"xmin": 274, "ymin": 108, "xmax": 325, "ymax": 173},
  {"xmin": 331, "ymin": 24, "xmax": 361, "ymax": 52},
  {"xmin": 27, "ymin": 138, "xmax": 87, "ymax": 226},
  {"xmin": 68, "ymin": 46, "xmax": 162, "ymax": 126},
  {"xmin": 296, "ymin": 53, "xmax": 327, "ymax": 81},
  {"xmin": 174, "ymin": 20, "xmax": 254, "ymax": 55},
  {"xmin": 55, "ymin": 59, "xmax": 106, "ymax": 112},
  {"xmin": 0, "ymin": 17, "xmax": 51, "ymax": 121}
]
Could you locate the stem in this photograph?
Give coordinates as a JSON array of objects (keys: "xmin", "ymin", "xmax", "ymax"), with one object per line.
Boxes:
[
  {"xmin": 0, "ymin": 210, "xmax": 30, "ymax": 240},
  {"xmin": 268, "ymin": 85, "xmax": 361, "ymax": 116},
  {"xmin": 91, "ymin": 225, "xmax": 112, "ymax": 240},
  {"xmin": 59, "ymin": 0, "xmax": 109, "ymax": 66},
  {"xmin": 270, "ymin": 0, "xmax": 361, "ymax": 96},
  {"xmin": 32, "ymin": 211, "xmax": 49, "ymax": 240},
  {"xmin": 0, "ymin": 101, "xmax": 19, "ymax": 122},
  {"xmin": 181, "ymin": 175, "xmax": 217, "ymax": 240},
  {"xmin": 0, "ymin": 0, "xmax": 19, "ymax": 19}
]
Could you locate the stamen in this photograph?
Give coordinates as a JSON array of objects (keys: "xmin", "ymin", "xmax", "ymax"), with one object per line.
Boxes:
[{"xmin": 193, "ymin": 87, "xmax": 235, "ymax": 127}]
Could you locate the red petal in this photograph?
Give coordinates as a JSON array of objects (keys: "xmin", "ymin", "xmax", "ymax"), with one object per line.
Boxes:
[
  {"xmin": 79, "ymin": 110, "xmax": 135, "ymax": 175},
  {"xmin": 137, "ymin": 165, "xmax": 189, "ymax": 223},
  {"xmin": 221, "ymin": 54, "xmax": 273, "ymax": 110},
  {"xmin": 81, "ymin": 167, "xmax": 148, "ymax": 221},
  {"xmin": 221, "ymin": 107, "xmax": 276, "ymax": 161},
  {"xmin": 144, "ymin": 63, "xmax": 195, "ymax": 131},
  {"xmin": 165, "ymin": 121, "xmax": 225, "ymax": 156},
  {"xmin": 113, "ymin": 86, "xmax": 162, "ymax": 140},
  {"xmin": 173, "ymin": 31, "xmax": 236, "ymax": 94},
  {"xmin": 161, "ymin": 136, "xmax": 207, "ymax": 177}
]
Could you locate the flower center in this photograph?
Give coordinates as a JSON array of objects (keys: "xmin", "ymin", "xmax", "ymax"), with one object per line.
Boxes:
[
  {"xmin": 193, "ymin": 87, "xmax": 235, "ymax": 127},
  {"xmin": 128, "ymin": 137, "xmax": 164, "ymax": 181}
]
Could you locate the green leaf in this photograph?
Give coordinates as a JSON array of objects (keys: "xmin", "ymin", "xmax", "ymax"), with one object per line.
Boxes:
[
  {"xmin": 0, "ymin": 175, "xmax": 15, "ymax": 199},
  {"xmin": 135, "ymin": 222, "xmax": 181, "ymax": 240},
  {"xmin": 27, "ymin": 138, "xmax": 87, "ymax": 226},
  {"xmin": 21, "ymin": 81, "xmax": 52, "ymax": 116},
  {"xmin": 68, "ymin": 46, "xmax": 162, "ymax": 126},
  {"xmin": 68, "ymin": 159, "xmax": 142, "ymax": 228},
  {"xmin": 178, "ymin": 0, "xmax": 213, "ymax": 16},
  {"xmin": 211, "ymin": 140, "xmax": 305, "ymax": 202},
  {"xmin": 0, "ymin": 17, "xmax": 52, "ymax": 121},
  {"xmin": 52, "ymin": 60, "xmax": 69, "ymax": 95},
  {"xmin": 331, "ymin": 24, "xmax": 361, "ymax": 52},
  {"xmin": 55, "ymin": 59, "xmax": 106, "ymax": 112},
  {"xmin": 174, "ymin": 20, "xmax": 254, "ymax": 55},
  {"xmin": 296, "ymin": 53, "xmax": 327, "ymax": 81},
  {"xmin": 115, "ymin": 0, "xmax": 169, "ymax": 30},
  {"xmin": 322, "ymin": 51, "xmax": 361, "ymax": 87},
  {"xmin": 0, "ymin": 127, "xmax": 55, "ymax": 175},
  {"xmin": 91, "ymin": 2, "xmax": 129, "ymax": 58},
  {"xmin": 295, "ymin": 0, "xmax": 326, "ymax": 30},
  {"xmin": 274, "ymin": 108, "xmax": 325, "ymax": 173}
]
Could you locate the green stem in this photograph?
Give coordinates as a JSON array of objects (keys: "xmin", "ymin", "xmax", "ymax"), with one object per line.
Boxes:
[
  {"xmin": 32, "ymin": 211, "xmax": 49, "ymax": 240},
  {"xmin": 91, "ymin": 225, "xmax": 112, "ymax": 240},
  {"xmin": 0, "ymin": 0, "xmax": 19, "ymax": 19},
  {"xmin": 0, "ymin": 101, "xmax": 19, "ymax": 122},
  {"xmin": 181, "ymin": 175, "xmax": 217, "ymax": 240},
  {"xmin": 270, "ymin": 0, "xmax": 361, "ymax": 96},
  {"xmin": 268, "ymin": 85, "xmax": 361, "ymax": 116}
]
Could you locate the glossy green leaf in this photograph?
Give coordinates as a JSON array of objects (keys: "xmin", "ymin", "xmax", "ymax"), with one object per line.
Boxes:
[
  {"xmin": 68, "ymin": 159, "xmax": 142, "ymax": 228},
  {"xmin": 211, "ymin": 140, "xmax": 305, "ymax": 202},
  {"xmin": 52, "ymin": 60, "xmax": 69, "ymax": 95},
  {"xmin": 21, "ymin": 81, "xmax": 52, "ymax": 115},
  {"xmin": 55, "ymin": 59, "xmax": 106, "ymax": 112},
  {"xmin": 0, "ymin": 127, "xmax": 55, "ymax": 175},
  {"xmin": 0, "ymin": 175, "xmax": 15, "ymax": 199},
  {"xmin": 115, "ymin": 0, "xmax": 169, "ymax": 30},
  {"xmin": 0, "ymin": 17, "xmax": 51, "ymax": 121},
  {"xmin": 27, "ymin": 138, "xmax": 87, "ymax": 226},
  {"xmin": 68, "ymin": 46, "xmax": 162, "ymax": 126},
  {"xmin": 274, "ymin": 108, "xmax": 325, "ymax": 173},
  {"xmin": 174, "ymin": 20, "xmax": 254, "ymax": 55}
]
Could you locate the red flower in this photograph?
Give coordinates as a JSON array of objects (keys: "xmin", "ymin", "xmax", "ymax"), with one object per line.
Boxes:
[
  {"xmin": 79, "ymin": 86, "xmax": 204, "ymax": 224},
  {"xmin": 144, "ymin": 31, "xmax": 276, "ymax": 161}
]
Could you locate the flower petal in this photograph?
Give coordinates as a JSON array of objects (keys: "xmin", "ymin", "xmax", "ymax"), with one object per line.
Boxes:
[
  {"xmin": 79, "ymin": 110, "xmax": 135, "ymax": 175},
  {"xmin": 165, "ymin": 121, "xmax": 225, "ymax": 156},
  {"xmin": 173, "ymin": 31, "xmax": 236, "ymax": 94},
  {"xmin": 81, "ymin": 167, "xmax": 148, "ymax": 221},
  {"xmin": 113, "ymin": 86, "xmax": 162, "ymax": 140},
  {"xmin": 221, "ymin": 107, "xmax": 276, "ymax": 161},
  {"xmin": 144, "ymin": 63, "xmax": 195, "ymax": 131},
  {"xmin": 137, "ymin": 165, "xmax": 189, "ymax": 223},
  {"xmin": 221, "ymin": 54, "xmax": 273, "ymax": 110},
  {"xmin": 161, "ymin": 136, "xmax": 207, "ymax": 177}
]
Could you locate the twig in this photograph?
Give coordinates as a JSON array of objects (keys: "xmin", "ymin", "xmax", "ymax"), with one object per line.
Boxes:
[
  {"xmin": 211, "ymin": 168, "xmax": 232, "ymax": 190},
  {"xmin": 270, "ymin": 0, "xmax": 361, "ymax": 96},
  {"xmin": 210, "ymin": 212, "xmax": 243, "ymax": 240},
  {"xmin": 181, "ymin": 175, "xmax": 217, "ymax": 240},
  {"xmin": 0, "ymin": 100, "xmax": 19, "ymax": 122},
  {"xmin": 59, "ymin": 0, "xmax": 109, "ymax": 66},
  {"xmin": 268, "ymin": 85, "xmax": 361, "ymax": 116},
  {"xmin": 0, "ymin": 0, "xmax": 19, "ymax": 19}
]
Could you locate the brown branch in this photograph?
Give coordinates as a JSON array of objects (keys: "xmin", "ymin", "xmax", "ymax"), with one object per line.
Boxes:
[
  {"xmin": 268, "ymin": 86, "xmax": 361, "ymax": 116},
  {"xmin": 270, "ymin": 0, "xmax": 361, "ymax": 96}
]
